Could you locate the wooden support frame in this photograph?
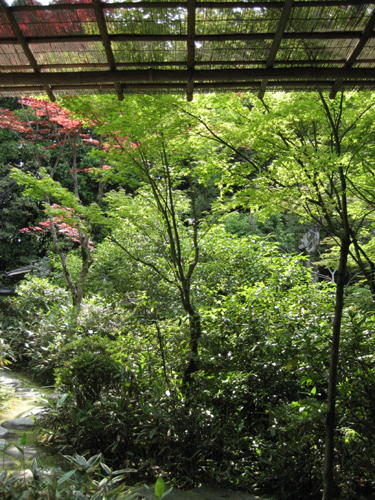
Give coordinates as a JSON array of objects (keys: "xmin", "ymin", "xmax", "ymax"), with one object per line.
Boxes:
[
  {"xmin": 187, "ymin": 0, "xmax": 196, "ymax": 101},
  {"xmin": 1, "ymin": 31, "xmax": 373, "ymax": 46},
  {"xmin": 2, "ymin": 79, "xmax": 374, "ymax": 94},
  {"xmin": 92, "ymin": 0, "xmax": 124, "ymax": 100},
  {"xmin": 1, "ymin": 0, "xmax": 375, "ymax": 99},
  {"xmin": 8, "ymin": 0, "xmax": 375, "ymax": 13},
  {"xmin": 330, "ymin": 7, "xmax": 375, "ymax": 98},
  {"xmin": 1, "ymin": 67, "xmax": 375, "ymax": 86},
  {"xmin": 258, "ymin": 0, "xmax": 294, "ymax": 99}
]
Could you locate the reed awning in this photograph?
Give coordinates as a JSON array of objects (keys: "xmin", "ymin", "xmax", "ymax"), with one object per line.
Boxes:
[{"xmin": 1, "ymin": 0, "xmax": 375, "ymax": 101}]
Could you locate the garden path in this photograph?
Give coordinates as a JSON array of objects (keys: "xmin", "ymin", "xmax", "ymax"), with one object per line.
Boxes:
[{"xmin": 0, "ymin": 370, "xmax": 55, "ymax": 470}]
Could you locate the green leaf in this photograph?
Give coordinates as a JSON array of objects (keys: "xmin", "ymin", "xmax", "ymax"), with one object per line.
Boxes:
[
  {"xmin": 98, "ymin": 477, "xmax": 108, "ymax": 487},
  {"xmin": 162, "ymin": 486, "xmax": 173, "ymax": 498},
  {"xmin": 57, "ymin": 469, "xmax": 76, "ymax": 485},
  {"xmin": 100, "ymin": 462, "xmax": 111, "ymax": 475},
  {"xmin": 20, "ymin": 432, "xmax": 27, "ymax": 446},
  {"xmin": 155, "ymin": 477, "xmax": 165, "ymax": 499},
  {"xmin": 112, "ymin": 469, "xmax": 137, "ymax": 475},
  {"xmin": 74, "ymin": 491, "xmax": 87, "ymax": 500},
  {"xmin": 31, "ymin": 458, "xmax": 38, "ymax": 474},
  {"xmin": 56, "ymin": 393, "xmax": 69, "ymax": 408},
  {"xmin": 86, "ymin": 454, "xmax": 101, "ymax": 467}
]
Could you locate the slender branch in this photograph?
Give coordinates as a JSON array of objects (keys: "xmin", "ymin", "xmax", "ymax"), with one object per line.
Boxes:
[
  {"xmin": 109, "ymin": 235, "xmax": 176, "ymax": 286},
  {"xmin": 186, "ymin": 177, "xmax": 199, "ymax": 282},
  {"xmin": 340, "ymin": 100, "xmax": 375, "ymax": 142},
  {"xmin": 173, "ymin": 103, "xmax": 260, "ymax": 172}
]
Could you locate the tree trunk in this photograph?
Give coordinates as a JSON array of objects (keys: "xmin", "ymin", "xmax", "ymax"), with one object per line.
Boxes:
[
  {"xmin": 322, "ymin": 235, "xmax": 350, "ymax": 500},
  {"xmin": 349, "ymin": 233, "xmax": 375, "ymax": 301},
  {"xmin": 181, "ymin": 305, "xmax": 202, "ymax": 395}
]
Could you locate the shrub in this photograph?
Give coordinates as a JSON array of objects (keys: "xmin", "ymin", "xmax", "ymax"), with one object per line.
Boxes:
[
  {"xmin": 55, "ymin": 335, "xmax": 121, "ymax": 408},
  {"xmin": 0, "ymin": 453, "xmax": 139, "ymax": 500}
]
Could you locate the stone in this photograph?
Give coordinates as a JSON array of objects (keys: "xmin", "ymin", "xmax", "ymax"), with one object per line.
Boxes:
[
  {"xmin": 27, "ymin": 406, "xmax": 46, "ymax": 415},
  {"xmin": 44, "ymin": 394, "xmax": 62, "ymax": 401},
  {"xmin": 12, "ymin": 467, "xmax": 59, "ymax": 482},
  {"xmin": 0, "ymin": 426, "xmax": 14, "ymax": 438},
  {"xmin": 20, "ymin": 407, "xmax": 47, "ymax": 423},
  {"xmin": 13, "ymin": 393, "xmax": 41, "ymax": 398},
  {"xmin": 0, "ymin": 375, "xmax": 22, "ymax": 388},
  {"xmin": 0, "ymin": 455, "xmax": 17, "ymax": 468},
  {"xmin": 13, "ymin": 469, "xmax": 34, "ymax": 482},
  {"xmin": 1, "ymin": 418, "xmax": 35, "ymax": 430},
  {"xmin": 3, "ymin": 445, "xmax": 40, "ymax": 460},
  {"xmin": 13, "ymin": 388, "xmax": 41, "ymax": 398}
]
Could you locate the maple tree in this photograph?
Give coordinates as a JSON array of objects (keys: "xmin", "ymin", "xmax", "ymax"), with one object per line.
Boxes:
[
  {"xmin": 0, "ymin": 97, "xmax": 111, "ymax": 311},
  {"xmin": 174, "ymin": 90, "xmax": 375, "ymax": 500},
  {"xmin": 0, "ymin": 97, "xmax": 110, "ymax": 200},
  {"xmin": 61, "ymin": 93, "xmax": 227, "ymax": 393}
]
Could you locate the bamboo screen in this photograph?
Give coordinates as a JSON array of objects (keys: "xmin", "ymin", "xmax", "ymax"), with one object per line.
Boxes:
[{"xmin": 0, "ymin": 0, "xmax": 375, "ymax": 100}]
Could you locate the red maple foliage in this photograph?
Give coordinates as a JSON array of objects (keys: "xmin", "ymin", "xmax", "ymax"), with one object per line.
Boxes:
[
  {"xmin": 20, "ymin": 204, "xmax": 95, "ymax": 250},
  {"xmin": 0, "ymin": 97, "xmax": 85, "ymax": 144},
  {"xmin": 0, "ymin": 97, "xmax": 112, "ymax": 197}
]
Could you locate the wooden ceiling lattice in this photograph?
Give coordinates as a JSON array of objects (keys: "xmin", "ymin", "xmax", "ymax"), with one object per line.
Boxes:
[{"xmin": 0, "ymin": 0, "xmax": 375, "ymax": 100}]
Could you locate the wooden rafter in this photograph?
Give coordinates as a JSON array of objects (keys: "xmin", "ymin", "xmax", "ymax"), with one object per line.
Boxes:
[
  {"xmin": 330, "ymin": 7, "xmax": 375, "ymax": 98},
  {"xmin": 187, "ymin": 0, "xmax": 196, "ymax": 101},
  {"xmin": 0, "ymin": 0, "xmax": 55, "ymax": 101},
  {"xmin": 258, "ymin": 0, "xmax": 294, "ymax": 99},
  {"xmin": 91, "ymin": 0, "xmax": 123, "ymax": 100}
]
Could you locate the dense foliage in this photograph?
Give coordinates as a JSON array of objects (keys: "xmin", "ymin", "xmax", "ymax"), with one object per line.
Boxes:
[{"xmin": 1, "ymin": 92, "xmax": 375, "ymax": 500}]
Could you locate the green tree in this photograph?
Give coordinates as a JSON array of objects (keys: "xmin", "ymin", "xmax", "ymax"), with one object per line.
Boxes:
[
  {"xmin": 62, "ymin": 93, "xmax": 227, "ymax": 393},
  {"xmin": 182, "ymin": 90, "xmax": 375, "ymax": 499},
  {"xmin": 0, "ymin": 127, "xmax": 44, "ymax": 271}
]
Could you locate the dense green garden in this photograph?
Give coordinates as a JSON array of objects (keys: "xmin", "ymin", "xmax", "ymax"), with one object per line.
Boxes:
[{"xmin": 1, "ymin": 91, "xmax": 375, "ymax": 499}]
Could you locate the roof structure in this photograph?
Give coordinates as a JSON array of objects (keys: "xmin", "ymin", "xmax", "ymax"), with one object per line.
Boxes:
[
  {"xmin": 3, "ymin": 264, "xmax": 34, "ymax": 278},
  {"xmin": 1, "ymin": 0, "xmax": 375, "ymax": 101}
]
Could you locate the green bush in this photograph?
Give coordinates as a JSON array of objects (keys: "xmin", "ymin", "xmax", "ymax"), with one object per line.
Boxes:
[
  {"xmin": 0, "ymin": 277, "xmax": 135, "ymax": 383},
  {"xmin": 56, "ymin": 335, "xmax": 121, "ymax": 408}
]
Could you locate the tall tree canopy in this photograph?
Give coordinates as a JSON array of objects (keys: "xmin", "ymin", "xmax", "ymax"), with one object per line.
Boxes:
[{"xmin": 179, "ymin": 90, "xmax": 375, "ymax": 499}]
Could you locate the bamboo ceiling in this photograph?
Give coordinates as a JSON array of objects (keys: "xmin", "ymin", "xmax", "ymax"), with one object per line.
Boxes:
[{"xmin": 1, "ymin": 0, "xmax": 375, "ymax": 101}]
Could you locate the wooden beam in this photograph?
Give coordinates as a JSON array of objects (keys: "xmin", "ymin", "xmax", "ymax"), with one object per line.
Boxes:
[
  {"xmin": 1, "ymin": 78, "xmax": 375, "ymax": 95},
  {"xmin": 1, "ymin": 67, "xmax": 375, "ymax": 86},
  {"xmin": 258, "ymin": 0, "xmax": 294, "ymax": 99},
  {"xmin": 92, "ymin": 0, "xmax": 123, "ymax": 100},
  {"xmin": 0, "ymin": 0, "xmax": 55, "ymax": 101},
  {"xmin": 0, "ymin": 59, "xmax": 359, "ymax": 72},
  {"xmin": 330, "ymin": 6, "xmax": 375, "ymax": 98},
  {"xmin": 9, "ymin": 58, "xmax": 375, "ymax": 73},
  {"xmin": 9, "ymin": 0, "xmax": 375, "ymax": 13},
  {"xmin": 1, "ymin": 30, "xmax": 372, "ymax": 46},
  {"xmin": 187, "ymin": 0, "xmax": 196, "ymax": 101}
]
